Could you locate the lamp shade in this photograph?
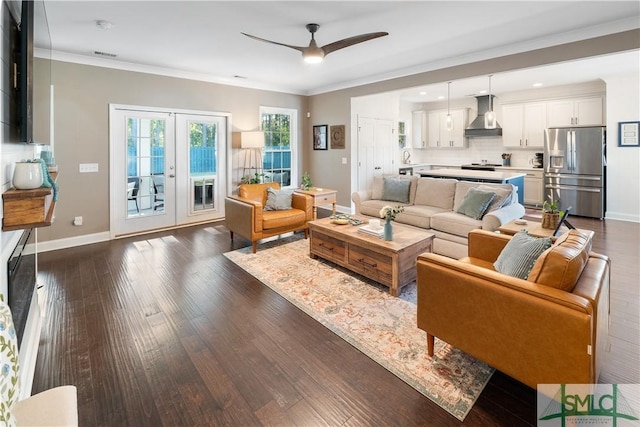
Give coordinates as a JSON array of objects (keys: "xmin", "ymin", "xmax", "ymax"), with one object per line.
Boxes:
[{"xmin": 240, "ymin": 131, "xmax": 265, "ymax": 148}]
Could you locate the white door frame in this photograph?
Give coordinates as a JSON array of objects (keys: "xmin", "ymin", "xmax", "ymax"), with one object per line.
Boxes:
[{"xmin": 109, "ymin": 104, "xmax": 232, "ymax": 238}]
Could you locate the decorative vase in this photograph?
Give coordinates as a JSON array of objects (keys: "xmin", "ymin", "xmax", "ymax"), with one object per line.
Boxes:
[
  {"xmin": 541, "ymin": 212, "xmax": 560, "ymax": 229},
  {"xmin": 12, "ymin": 161, "xmax": 43, "ymax": 190},
  {"xmin": 384, "ymin": 218, "xmax": 393, "ymax": 241}
]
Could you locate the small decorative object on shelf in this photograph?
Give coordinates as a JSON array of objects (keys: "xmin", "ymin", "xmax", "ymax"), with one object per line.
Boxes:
[
  {"xmin": 301, "ymin": 171, "xmax": 312, "ymax": 190},
  {"xmin": 379, "ymin": 205, "xmax": 405, "ymax": 241},
  {"xmin": 12, "ymin": 160, "xmax": 43, "ymax": 190},
  {"xmin": 541, "ymin": 198, "xmax": 561, "ymax": 229}
]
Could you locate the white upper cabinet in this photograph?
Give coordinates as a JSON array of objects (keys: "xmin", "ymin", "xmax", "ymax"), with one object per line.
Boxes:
[
  {"xmin": 502, "ymin": 102, "xmax": 546, "ymax": 148},
  {"xmin": 411, "ymin": 111, "xmax": 427, "ymax": 148},
  {"xmin": 427, "ymin": 109, "xmax": 467, "ymax": 148},
  {"xmin": 547, "ymin": 96, "xmax": 604, "ymax": 127}
]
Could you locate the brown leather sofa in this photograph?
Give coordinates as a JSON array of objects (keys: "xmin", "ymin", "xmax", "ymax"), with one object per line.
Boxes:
[
  {"xmin": 225, "ymin": 182, "xmax": 313, "ymax": 253},
  {"xmin": 416, "ymin": 229, "xmax": 610, "ymax": 389}
]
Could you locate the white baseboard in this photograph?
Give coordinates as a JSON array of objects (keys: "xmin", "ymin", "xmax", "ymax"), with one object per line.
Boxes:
[
  {"xmin": 24, "ymin": 231, "xmax": 111, "ymax": 255},
  {"xmin": 604, "ymin": 212, "xmax": 640, "ymax": 223}
]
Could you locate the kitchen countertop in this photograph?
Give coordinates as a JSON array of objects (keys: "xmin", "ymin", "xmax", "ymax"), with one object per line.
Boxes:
[
  {"xmin": 400, "ymin": 163, "xmax": 542, "ymax": 172},
  {"xmin": 417, "ymin": 168, "xmax": 526, "ymax": 180}
]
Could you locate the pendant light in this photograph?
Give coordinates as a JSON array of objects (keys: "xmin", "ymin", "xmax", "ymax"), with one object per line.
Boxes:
[
  {"xmin": 484, "ymin": 75, "xmax": 497, "ymax": 129},
  {"xmin": 445, "ymin": 81, "xmax": 453, "ymax": 131}
]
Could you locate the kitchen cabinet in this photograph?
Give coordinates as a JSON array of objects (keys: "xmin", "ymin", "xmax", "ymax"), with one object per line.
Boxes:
[
  {"xmin": 411, "ymin": 111, "xmax": 427, "ymax": 148},
  {"xmin": 427, "ymin": 108, "xmax": 467, "ymax": 148},
  {"xmin": 503, "ymin": 168, "xmax": 543, "ymax": 206},
  {"xmin": 547, "ymin": 96, "xmax": 603, "ymax": 127},
  {"xmin": 502, "ymin": 102, "xmax": 546, "ymax": 148}
]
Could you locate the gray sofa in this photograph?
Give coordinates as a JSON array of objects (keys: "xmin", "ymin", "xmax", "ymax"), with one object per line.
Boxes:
[{"xmin": 352, "ymin": 175, "xmax": 526, "ymax": 259}]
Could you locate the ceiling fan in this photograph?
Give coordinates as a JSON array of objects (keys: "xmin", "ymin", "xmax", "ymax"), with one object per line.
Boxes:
[{"xmin": 241, "ymin": 23, "xmax": 388, "ymax": 64}]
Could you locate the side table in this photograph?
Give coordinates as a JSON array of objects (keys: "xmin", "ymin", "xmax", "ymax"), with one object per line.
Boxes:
[
  {"xmin": 294, "ymin": 187, "xmax": 337, "ymax": 219},
  {"xmin": 498, "ymin": 220, "xmax": 568, "ymax": 238}
]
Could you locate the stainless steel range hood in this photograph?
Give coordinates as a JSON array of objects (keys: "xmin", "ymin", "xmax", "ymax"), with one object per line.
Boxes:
[{"xmin": 465, "ymin": 95, "xmax": 502, "ymax": 138}]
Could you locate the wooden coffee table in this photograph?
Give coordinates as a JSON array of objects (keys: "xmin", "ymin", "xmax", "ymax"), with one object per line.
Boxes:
[{"xmin": 308, "ymin": 217, "xmax": 434, "ymax": 296}]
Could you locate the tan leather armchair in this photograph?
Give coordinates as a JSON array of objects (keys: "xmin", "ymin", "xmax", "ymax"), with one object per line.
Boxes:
[
  {"xmin": 225, "ymin": 182, "xmax": 313, "ymax": 253},
  {"xmin": 416, "ymin": 229, "xmax": 610, "ymax": 389}
]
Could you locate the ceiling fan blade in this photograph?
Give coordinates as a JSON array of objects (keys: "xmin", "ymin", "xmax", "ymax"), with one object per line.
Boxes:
[
  {"xmin": 321, "ymin": 32, "xmax": 388, "ymax": 56},
  {"xmin": 241, "ymin": 32, "xmax": 306, "ymax": 53}
]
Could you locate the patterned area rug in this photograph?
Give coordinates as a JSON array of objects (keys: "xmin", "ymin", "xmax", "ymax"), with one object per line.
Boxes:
[{"xmin": 224, "ymin": 236, "xmax": 494, "ymax": 421}]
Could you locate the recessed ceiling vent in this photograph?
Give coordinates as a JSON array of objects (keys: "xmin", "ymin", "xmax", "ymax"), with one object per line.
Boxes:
[{"xmin": 93, "ymin": 51, "xmax": 117, "ymax": 58}]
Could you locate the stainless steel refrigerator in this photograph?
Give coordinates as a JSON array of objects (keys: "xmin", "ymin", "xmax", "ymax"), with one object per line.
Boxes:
[{"xmin": 544, "ymin": 126, "xmax": 605, "ymax": 219}]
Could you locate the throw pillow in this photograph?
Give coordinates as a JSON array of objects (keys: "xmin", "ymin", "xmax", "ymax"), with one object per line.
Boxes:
[
  {"xmin": 494, "ymin": 231, "xmax": 552, "ymax": 279},
  {"xmin": 381, "ymin": 177, "xmax": 411, "ymax": 204},
  {"xmin": 478, "ymin": 184, "xmax": 513, "ymax": 212},
  {"xmin": 264, "ymin": 187, "xmax": 293, "ymax": 211},
  {"xmin": 456, "ymin": 187, "xmax": 496, "ymax": 220}
]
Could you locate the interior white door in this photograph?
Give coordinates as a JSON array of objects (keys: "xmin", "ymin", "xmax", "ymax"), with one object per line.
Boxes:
[
  {"xmin": 357, "ymin": 116, "xmax": 394, "ymax": 192},
  {"xmin": 110, "ymin": 108, "xmax": 176, "ymax": 237},
  {"xmin": 175, "ymin": 114, "xmax": 227, "ymax": 224}
]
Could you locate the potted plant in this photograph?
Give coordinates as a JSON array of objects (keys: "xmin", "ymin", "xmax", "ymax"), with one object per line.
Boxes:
[
  {"xmin": 541, "ymin": 198, "xmax": 561, "ymax": 229},
  {"xmin": 301, "ymin": 171, "xmax": 312, "ymax": 190},
  {"xmin": 240, "ymin": 172, "xmax": 265, "ymax": 184}
]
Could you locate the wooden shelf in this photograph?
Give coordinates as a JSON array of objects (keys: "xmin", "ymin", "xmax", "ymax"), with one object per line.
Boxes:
[{"xmin": 2, "ymin": 172, "xmax": 57, "ymax": 231}]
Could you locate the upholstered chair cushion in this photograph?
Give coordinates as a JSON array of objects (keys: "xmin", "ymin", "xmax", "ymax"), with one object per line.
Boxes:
[
  {"xmin": 527, "ymin": 229, "xmax": 594, "ymax": 291},
  {"xmin": 239, "ymin": 182, "xmax": 280, "ymax": 206}
]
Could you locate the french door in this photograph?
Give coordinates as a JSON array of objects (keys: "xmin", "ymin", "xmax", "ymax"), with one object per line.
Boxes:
[
  {"xmin": 110, "ymin": 105, "xmax": 228, "ymax": 237},
  {"xmin": 357, "ymin": 116, "xmax": 394, "ymax": 192}
]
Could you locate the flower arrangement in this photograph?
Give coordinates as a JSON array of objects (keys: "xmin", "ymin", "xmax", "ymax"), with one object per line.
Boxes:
[{"xmin": 379, "ymin": 205, "xmax": 405, "ymax": 222}]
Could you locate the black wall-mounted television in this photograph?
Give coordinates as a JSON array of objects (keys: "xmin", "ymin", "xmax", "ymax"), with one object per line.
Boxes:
[
  {"xmin": 18, "ymin": 0, "xmax": 34, "ymax": 144},
  {"xmin": 5, "ymin": 1, "xmax": 33, "ymax": 144}
]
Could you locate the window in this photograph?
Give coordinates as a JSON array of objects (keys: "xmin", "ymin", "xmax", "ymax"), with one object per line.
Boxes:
[{"xmin": 260, "ymin": 107, "xmax": 297, "ymax": 187}]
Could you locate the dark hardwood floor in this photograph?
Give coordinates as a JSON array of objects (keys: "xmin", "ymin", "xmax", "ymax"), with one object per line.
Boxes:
[{"xmin": 32, "ymin": 214, "xmax": 639, "ymax": 426}]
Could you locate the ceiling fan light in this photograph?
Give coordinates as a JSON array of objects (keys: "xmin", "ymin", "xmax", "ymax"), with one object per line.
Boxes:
[{"xmin": 303, "ymin": 48, "xmax": 324, "ymax": 64}]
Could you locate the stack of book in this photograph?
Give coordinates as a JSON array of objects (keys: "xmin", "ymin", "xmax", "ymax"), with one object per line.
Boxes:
[{"xmin": 357, "ymin": 224, "xmax": 384, "ymax": 238}]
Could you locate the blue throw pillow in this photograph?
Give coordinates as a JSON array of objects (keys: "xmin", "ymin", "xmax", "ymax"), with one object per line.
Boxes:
[
  {"xmin": 456, "ymin": 187, "xmax": 496, "ymax": 220},
  {"xmin": 381, "ymin": 177, "xmax": 411, "ymax": 204},
  {"xmin": 494, "ymin": 231, "xmax": 552, "ymax": 279},
  {"xmin": 264, "ymin": 187, "xmax": 293, "ymax": 211}
]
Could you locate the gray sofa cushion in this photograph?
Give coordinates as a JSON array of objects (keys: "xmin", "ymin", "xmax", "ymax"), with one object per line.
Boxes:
[
  {"xmin": 478, "ymin": 184, "xmax": 513, "ymax": 212},
  {"xmin": 414, "ymin": 177, "xmax": 457, "ymax": 210},
  {"xmin": 453, "ymin": 181, "xmax": 515, "ymax": 211},
  {"xmin": 456, "ymin": 187, "xmax": 496, "ymax": 220},
  {"xmin": 381, "ymin": 177, "xmax": 411, "ymax": 203},
  {"xmin": 371, "ymin": 174, "xmax": 418, "ymax": 203}
]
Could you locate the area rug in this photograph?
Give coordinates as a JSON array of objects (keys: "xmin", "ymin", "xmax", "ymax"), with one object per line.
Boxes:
[{"xmin": 224, "ymin": 237, "xmax": 494, "ymax": 421}]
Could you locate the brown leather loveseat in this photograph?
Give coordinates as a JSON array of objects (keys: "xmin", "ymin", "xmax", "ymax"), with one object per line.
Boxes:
[
  {"xmin": 225, "ymin": 182, "xmax": 313, "ymax": 253},
  {"xmin": 416, "ymin": 229, "xmax": 610, "ymax": 389}
]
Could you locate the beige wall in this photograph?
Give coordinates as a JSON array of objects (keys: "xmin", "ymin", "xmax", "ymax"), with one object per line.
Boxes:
[{"xmin": 34, "ymin": 60, "xmax": 307, "ymax": 242}]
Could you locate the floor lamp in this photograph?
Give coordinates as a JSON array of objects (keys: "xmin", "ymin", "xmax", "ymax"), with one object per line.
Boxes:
[{"xmin": 241, "ymin": 131, "xmax": 265, "ymax": 181}]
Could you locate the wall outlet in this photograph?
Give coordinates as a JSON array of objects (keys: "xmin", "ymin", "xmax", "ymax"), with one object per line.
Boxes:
[
  {"xmin": 73, "ymin": 216, "xmax": 83, "ymax": 226},
  {"xmin": 342, "ymin": 157, "xmax": 348, "ymax": 165},
  {"xmin": 79, "ymin": 163, "xmax": 99, "ymax": 173}
]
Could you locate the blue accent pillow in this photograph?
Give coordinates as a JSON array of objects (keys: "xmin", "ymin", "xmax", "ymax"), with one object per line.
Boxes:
[
  {"xmin": 381, "ymin": 177, "xmax": 411, "ymax": 204},
  {"xmin": 494, "ymin": 231, "xmax": 553, "ymax": 279},
  {"xmin": 456, "ymin": 187, "xmax": 496, "ymax": 220},
  {"xmin": 264, "ymin": 187, "xmax": 293, "ymax": 211}
]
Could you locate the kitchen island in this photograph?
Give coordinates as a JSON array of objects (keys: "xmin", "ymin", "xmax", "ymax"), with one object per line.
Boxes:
[{"xmin": 417, "ymin": 168, "xmax": 526, "ymax": 204}]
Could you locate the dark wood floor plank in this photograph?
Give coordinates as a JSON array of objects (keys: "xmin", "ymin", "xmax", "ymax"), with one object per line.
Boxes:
[{"xmin": 31, "ymin": 215, "xmax": 640, "ymax": 426}]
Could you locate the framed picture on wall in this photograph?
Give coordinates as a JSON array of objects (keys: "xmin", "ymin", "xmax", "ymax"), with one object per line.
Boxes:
[
  {"xmin": 330, "ymin": 125, "xmax": 345, "ymax": 149},
  {"xmin": 313, "ymin": 124, "xmax": 328, "ymax": 150},
  {"xmin": 618, "ymin": 121, "xmax": 640, "ymax": 147}
]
